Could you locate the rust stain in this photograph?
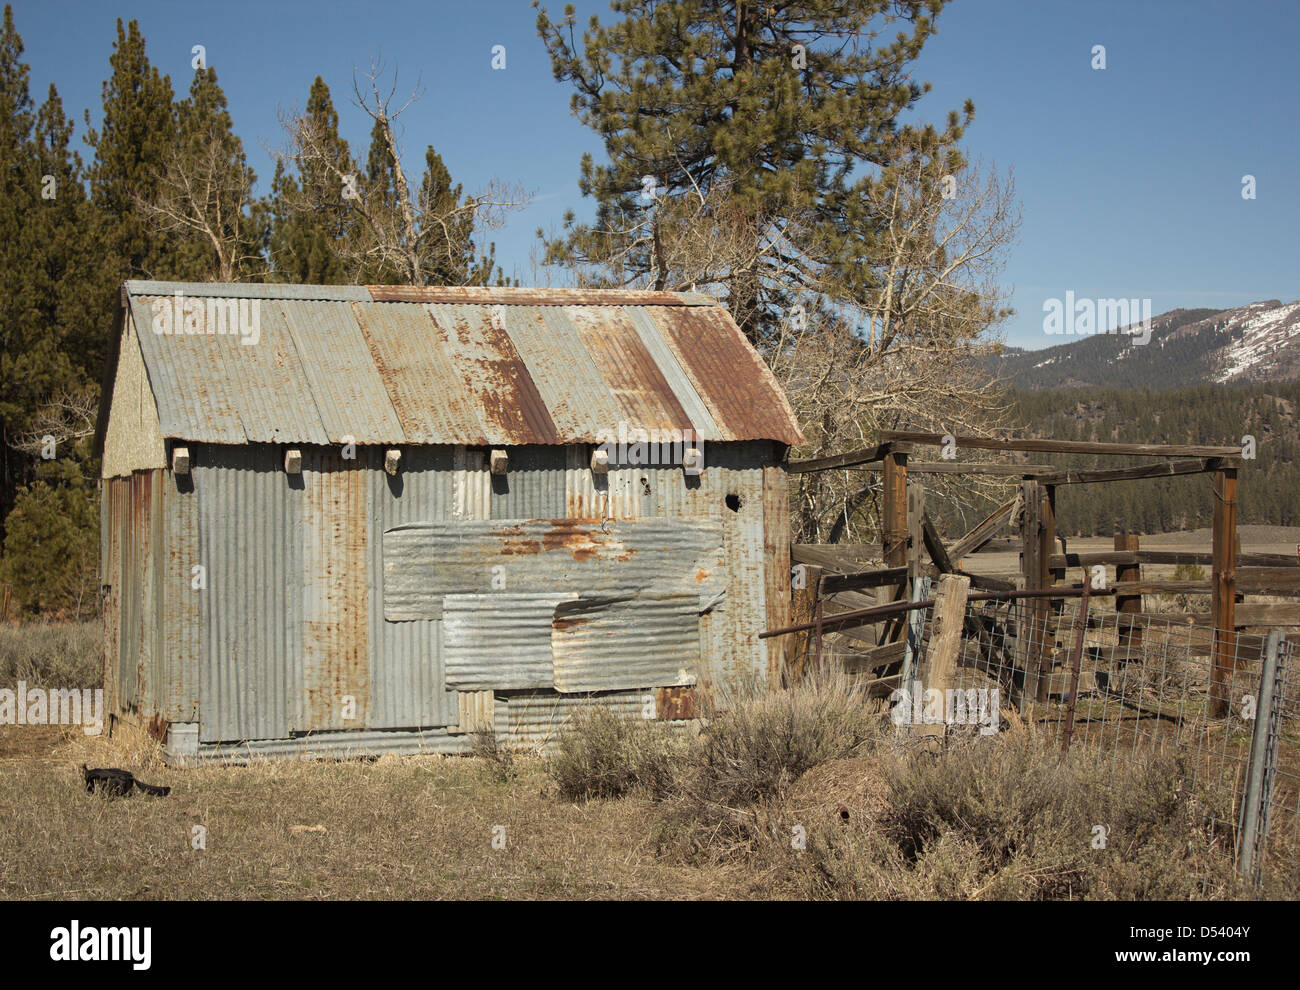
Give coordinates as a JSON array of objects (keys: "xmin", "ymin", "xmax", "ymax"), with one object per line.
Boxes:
[
  {"xmin": 650, "ymin": 305, "xmax": 805, "ymax": 445},
  {"xmin": 430, "ymin": 309, "xmax": 560, "ymax": 445},
  {"xmin": 656, "ymin": 686, "xmax": 697, "ymax": 721},
  {"xmin": 497, "ymin": 539, "xmax": 543, "ymax": 555},
  {"xmin": 695, "ymin": 568, "xmax": 711, "ymax": 583},
  {"xmin": 147, "ymin": 712, "xmax": 169, "ymax": 742},
  {"xmin": 551, "ymin": 615, "xmax": 590, "ymax": 632}
]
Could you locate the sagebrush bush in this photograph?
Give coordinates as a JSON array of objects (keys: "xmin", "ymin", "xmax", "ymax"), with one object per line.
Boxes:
[
  {"xmin": 0, "ymin": 620, "xmax": 100, "ymax": 687},
  {"xmin": 546, "ymin": 707, "xmax": 690, "ymax": 801},
  {"xmin": 780, "ymin": 730, "xmax": 1250, "ymax": 900},
  {"xmin": 655, "ymin": 674, "xmax": 884, "ymax": 862}
]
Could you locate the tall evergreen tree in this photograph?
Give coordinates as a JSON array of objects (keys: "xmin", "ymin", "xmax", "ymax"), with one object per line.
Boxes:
[
  {"xmin": 535, "ymin": 0, "xmax": 972, "ymax": 345},
  {"xmin": 268, "ymin": 76, "xmax": 352, "ymax": 284},
  {"xmin": 143, "ymin": 65, "xmax": 265, "ymax": 280},
  {"xmin": 83, "ymin": 19, "xmax": 177, "ymax": 281}
]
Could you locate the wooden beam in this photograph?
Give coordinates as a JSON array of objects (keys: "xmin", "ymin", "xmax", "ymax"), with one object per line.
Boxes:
[
  {"xmin": 841, "ymin": 640, "xmax": 906, "ymax": 676},
  {"xmin": 921, "ymin": 512, "xmax": 955, "ymax": 574},
  {"xmin": 1030, "ymin": 458, "xmax": 1224, "ymax": 486},
  {"xmin": 1115, "ymin": 532, "xmax": 1142, "ymax": 651},
  {"xmin": 849, "ymin": 461, "xmax": 1054, "ymax": 476},
  {"xmin": 1049, "ymin": 550, "xmax": 1300, "ymax": 569},
  {"xmin": 907, "ymin": 482, "xmax": 925, "ymax": 580},
  {"xmin": 1238, "ymin": 567, "xmax": 1300, "ymax": 593},
  {"xmin": 1211, "ymin": 467, "xmax": 1238, "ymax": 719},
  {"xmin": 948, "ymin": 496, "xmax": 1018, "ymax": 563},
  {"xmin": 1055, "ymin": 579, "xmax": 1211, "ymax": 595},
  {"xmin": 1020, "ymin": 480, "xmax": 1044, "ymax": 702},
  {"xmin": 790, "ymin": 544, "xmax": 879, "ymax": 571},
  {"xmin": 819, "ymin": 567, "xmax": 909, "ymax": 596},
  {"xmin": 786, "ymin": 564, "xmax": 823, "ymax": 683},
  {"xmin": 787, "ymin": 441, "xmax": 913, "ymax": 474},
  {"xmin": 879, "ymin": 430, "xmax": 1243, "ymax": 461},
  {"xmin": 1037, "ymin": 486, "xmax": 1058, "ymax": 702}
]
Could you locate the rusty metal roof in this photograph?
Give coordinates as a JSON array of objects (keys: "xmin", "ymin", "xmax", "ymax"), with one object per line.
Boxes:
[{"xmin": 116, "ymin": 281, "xmax": 805, "ymax": 447}]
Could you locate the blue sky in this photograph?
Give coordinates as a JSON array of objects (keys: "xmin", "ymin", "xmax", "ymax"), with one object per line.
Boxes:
[{"xmin": 12, "ymin": 0, "xmax": 1299, "ymax": 348}]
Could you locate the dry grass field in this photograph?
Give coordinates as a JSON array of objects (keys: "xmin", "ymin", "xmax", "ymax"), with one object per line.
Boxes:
[{"xmin": 2, "ymin": 675, "xmax": 1293, "ymax": 901}]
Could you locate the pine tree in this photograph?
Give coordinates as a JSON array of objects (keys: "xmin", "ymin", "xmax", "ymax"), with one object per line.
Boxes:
[
  {"xmin": 268, "ymin": 77, "xmax": 352, "ymax": 284},
  {"xmin": 535, "ymin": 0, "xmax": 971, "ymax": 344},
  {"xmin": 83, "ymin": 19, "xmax": 178, "ymax": 281},
  {"xmin": 143, "ymin": 65, "xmax": 265, "ymax": 281}
]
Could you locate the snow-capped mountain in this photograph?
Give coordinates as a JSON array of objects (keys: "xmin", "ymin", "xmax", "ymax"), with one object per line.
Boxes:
[{"xmin": 992, "ymin": 300, "xmax": 1300, "ymax": 389}]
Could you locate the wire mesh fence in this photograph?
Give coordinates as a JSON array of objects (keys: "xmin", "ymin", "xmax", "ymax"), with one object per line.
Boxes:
[{"xmin": 813, "ymin": 587, "xmax": 1299, "ymax": 892}]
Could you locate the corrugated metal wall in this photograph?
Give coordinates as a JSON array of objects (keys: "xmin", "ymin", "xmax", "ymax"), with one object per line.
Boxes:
[
  {"xmin": 104, "ymin": 440, "xmax": 787, "ymax": 753},
  {"xmin": 194, "ymin": 445, "xmax": 304, "ymax": 743},
  {"xmin": 367, "ymin": 445, "xmax": 456, "ymax": 729}
]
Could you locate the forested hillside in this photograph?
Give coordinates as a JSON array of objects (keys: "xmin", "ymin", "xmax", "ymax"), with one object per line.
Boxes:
[{"xmin": 1008, "ymin": 384, "xmax": 1299, "ymax": 536}]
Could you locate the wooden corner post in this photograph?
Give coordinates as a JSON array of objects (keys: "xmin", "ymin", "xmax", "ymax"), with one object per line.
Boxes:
[
  {"xmin": 1210, "ymin": 467, "xmax": 1238, "ymax": 718},
  {"xmin": 882, "ymin": 445, "xmax": 910, "ymax": 643}
]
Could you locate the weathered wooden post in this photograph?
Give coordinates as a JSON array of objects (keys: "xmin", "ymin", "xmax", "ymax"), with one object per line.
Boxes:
[
  {"xmin": 1037, "ymin": 484, "xmax": 1058, "ymax": 703},
  {"xmin": 786, "ymin": 563, "xmax": 823, "ymax": 684},
  {"xmin": 1115, "ymin": 531, "xmax": 1142, "ymax": 649},
  {"xmin": 915, "ymin": 573, "xmax": 971, "ymax": 738},
  {"xmin": 1210, "ymin": 466, "xmax": 1238, "ymax": 718},
  {"xmin": 882, "ymin": 444, "xmax": 910, "ymax": 642},
  {"xmin": 1020, "ymin": 479, "xmax": 1042, "ymax": 702}
]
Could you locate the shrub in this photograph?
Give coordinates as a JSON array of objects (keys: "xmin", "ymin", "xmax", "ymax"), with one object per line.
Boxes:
[
  {"xmin": 656, "ymin": 673, "xmax": 884, "ymax": 862},
  {"xmin": 776, "ymin": 729, "xmax": 1249, "ymax": 900},
  {"xmin": 546, "ymin": 707, "xmax": 688, "ymax": 801}
]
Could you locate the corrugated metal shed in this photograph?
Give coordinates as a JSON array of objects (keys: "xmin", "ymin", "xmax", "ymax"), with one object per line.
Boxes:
[
  {"xmin": 99, "ymin": 280, "xmax": 800, "ymax": 763},
  {"xmin": 112, "ymin": 281, "xmax": 805, "ymax": 449}
]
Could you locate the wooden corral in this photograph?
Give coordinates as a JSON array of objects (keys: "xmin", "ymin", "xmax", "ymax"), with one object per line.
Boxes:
[{"xmin": 770, "ymin": 432, "xmax": 1299, "ymax": 719}]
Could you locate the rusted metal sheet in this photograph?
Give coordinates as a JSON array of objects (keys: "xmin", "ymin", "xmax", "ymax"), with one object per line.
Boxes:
[
  {"xmin": 195, "ymin": 445, "xmax": 303, "ymax": 743},
  {"xmin": 382, "ymin": 518, "xmax": 725, "ymax": 621},
  {"xmin": 133, "ymin": 295, "xmax": 331, "ymax": 446},
  {"xmin": 368, "ymin": 445, "xmax": 455, "ymax": 729},
  {"xmin": 189, "ymin": 727, "xmax": 472, "ymax": 762},
  {"xmin": 423, "ymin": 303, "xmax": 559, "ymax": 445},
  {"xmin": 352, "ymin": 301, "xmax": 490, "ymax": 444},
  {"xmin": 551, "ymin": 593, "xmax": 701, "ymax": 693},
  {"xmin": 655, "ymin": 686, "xmax": 698, "ymax": 720},
  {"xmin": 280, "ymin": 300, "xmax": 404, "ymax": 443},
  {"xmin": 300, "ymin": 448, "xmax": 370, "ymax": 731},
  {"xmin": 566, "ymin": 306, "xmax": 696, "ymax": 435},
  {"xmin": 623, "ymin": 307, "xmax": 720, "ymax": 438},
  {"xmin": 443, "ymin": 593, "xmax": 577, "ymax": 690},
  {"xmin": 500, "ymin": 307, "xmax": 625, "ymax": 441},
  {"xmin": 367, "ymin": 285, "xmax": 717, "ymax": 307},
  {"xmin": 648, "ymin": 305, "xmax": 805, "ymax": 445},
  {"xmin": 127, "ymin": 280, "xmax": 371, "ymax": 302},
  {"xmin": 119, "ymin": 283, "xmax": 801, "ymax": 451}
]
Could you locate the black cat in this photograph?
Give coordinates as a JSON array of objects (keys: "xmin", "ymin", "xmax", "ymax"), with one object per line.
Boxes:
[{"xmin": 82, "ymin": 764, "xmax": 170, "ymax": 797}]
